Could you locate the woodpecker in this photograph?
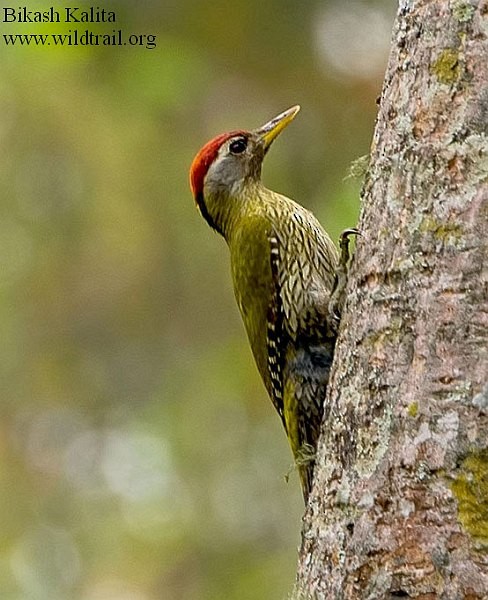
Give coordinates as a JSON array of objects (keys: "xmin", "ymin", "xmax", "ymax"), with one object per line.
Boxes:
[{"xmin": 190, "ymin": 106, "xmax": 353, "ymax": 501}]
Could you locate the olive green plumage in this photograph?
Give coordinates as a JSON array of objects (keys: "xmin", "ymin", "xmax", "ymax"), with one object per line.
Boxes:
[
  {"xmin": 190, "ymin": 106, "xmax": 340, "ymax": 501},
  {"xmin": 230, "ymin": 186, "xmax": 338, "ymax": 498}
]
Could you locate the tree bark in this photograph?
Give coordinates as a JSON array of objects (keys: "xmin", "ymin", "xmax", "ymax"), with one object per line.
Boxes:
[{"xmin": 296, "ymin": 1, "xmax": 488, "ymax": 598}]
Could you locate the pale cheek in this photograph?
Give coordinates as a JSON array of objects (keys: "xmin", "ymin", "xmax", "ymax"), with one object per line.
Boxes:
[{"xmin": 208, "ymin": 155, "xmax": 249, "ymax": 187}]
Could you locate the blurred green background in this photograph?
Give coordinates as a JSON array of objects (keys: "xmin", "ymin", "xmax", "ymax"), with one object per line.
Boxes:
[{"xmin": 0, "ymin": 1, "xmax": 395, "ymax": 599}]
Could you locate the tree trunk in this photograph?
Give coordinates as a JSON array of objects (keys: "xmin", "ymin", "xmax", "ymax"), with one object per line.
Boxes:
[{"xmin": 296, "ymin": 1, "xmax": 488, "ymax": 598}]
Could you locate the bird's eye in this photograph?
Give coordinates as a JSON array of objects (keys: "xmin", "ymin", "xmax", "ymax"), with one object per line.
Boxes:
[{"xmin": 229, "ymin": 137, "xmax": 247, "ymax": 155}]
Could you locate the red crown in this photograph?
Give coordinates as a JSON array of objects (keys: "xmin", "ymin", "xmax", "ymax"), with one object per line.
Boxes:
[{"xmin": 189, "ymin": 130, "xmax": 247, "ymax": 199}]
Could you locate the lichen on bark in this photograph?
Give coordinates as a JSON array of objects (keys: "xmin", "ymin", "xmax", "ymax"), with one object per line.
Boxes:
[{"xmin": 450, "ymin": 449, "xmax": 488, "ymax": 546}]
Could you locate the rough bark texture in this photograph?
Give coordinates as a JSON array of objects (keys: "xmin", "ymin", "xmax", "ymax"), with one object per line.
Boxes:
[{"xmin": 296, "ymin": 1, "xmax": 488, "ymax": 598}]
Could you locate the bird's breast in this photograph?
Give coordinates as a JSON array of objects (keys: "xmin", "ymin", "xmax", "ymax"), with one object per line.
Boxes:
[{"xmin": 229, "ymin": 215, "xmax": 274, "ymax": 386}]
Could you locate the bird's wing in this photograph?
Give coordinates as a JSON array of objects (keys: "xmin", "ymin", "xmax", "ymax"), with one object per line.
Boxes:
[
  {"xmin": 273, "ymin": 209, "xmax": 338, "ymax": 341},
  {"xmin": 266, "ymin": 231, "xmax": 287, "ymax": 427},
  {"xmin": 267, "ymin": 212, "xmax": 338, "ymax": 499},
  {"xmin": 266, "ymin": 214, "xmax": 336, "ymax": 427}
]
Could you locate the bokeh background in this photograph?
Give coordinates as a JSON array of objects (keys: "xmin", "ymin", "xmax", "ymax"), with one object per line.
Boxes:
[{"xmin": 1, "ymin": 1, "xmax": 395, "ymax": 599}]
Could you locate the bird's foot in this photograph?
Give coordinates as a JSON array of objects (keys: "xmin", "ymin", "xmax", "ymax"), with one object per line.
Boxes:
[
  {"xmin": 295, "ymin": 443, "xmax": 316, "ymax": 467},
  {"xmin": 328, "ymin": 228, "xmax": 361, "ymax": 330},
  {"xmin": 283, "ymin": 443, "xmax": 316, "ymax": 484}
]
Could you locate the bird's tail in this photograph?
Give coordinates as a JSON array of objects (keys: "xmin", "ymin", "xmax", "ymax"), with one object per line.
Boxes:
[{"xmin": 283, "ymin": 342, "xmax": 333, "ymax": 502}]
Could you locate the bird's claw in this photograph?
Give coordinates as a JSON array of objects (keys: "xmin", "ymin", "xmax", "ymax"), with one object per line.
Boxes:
[
  {"xmin": 327, "ymin": 227, "xmax": 360, "ymax": 330},
  {"xmin": 339, "ymin": 228, "xmax": 361, "ymax": 262},
  {"xmin": 332, "ymin": 308, "xmax": 341, "ymax": 322},
  {"xmin": 340, "ymin": 227, "xmax": 361, "ymax": 239}
]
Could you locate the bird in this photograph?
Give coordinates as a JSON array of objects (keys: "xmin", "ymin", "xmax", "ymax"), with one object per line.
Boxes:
[{"xmin": 189, "ymin": 105, "xmax": 355, "ymax": 501}]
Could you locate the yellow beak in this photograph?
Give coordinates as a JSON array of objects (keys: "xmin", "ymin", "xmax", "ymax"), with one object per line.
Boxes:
[{"xmin": 255, "ymin": 105, "xmax": 301, "ymax": 150}]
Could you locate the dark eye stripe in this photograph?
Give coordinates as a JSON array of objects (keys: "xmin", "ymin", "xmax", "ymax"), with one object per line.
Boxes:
[{"xmin": 229, "ymin": 137, "xmax": 247, "ymax": 154}]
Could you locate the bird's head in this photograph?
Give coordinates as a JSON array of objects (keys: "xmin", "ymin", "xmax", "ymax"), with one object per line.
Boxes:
[{"xmin": 189, "ymin": 105, "xmax": 300, "ymax": 236}]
